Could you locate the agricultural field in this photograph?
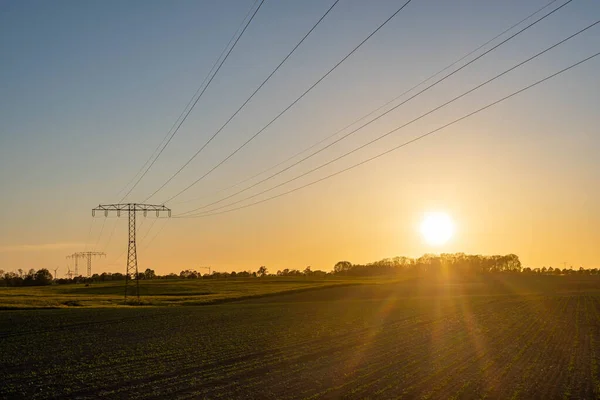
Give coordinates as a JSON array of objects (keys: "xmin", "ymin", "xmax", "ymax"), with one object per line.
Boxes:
[
  {"xmin": 0, "ymin": 276, "xmax": 372, "ymax": 309},
  {"xmin": 2, "ymin": 275, "xmax": 600, "ymax": 399}
]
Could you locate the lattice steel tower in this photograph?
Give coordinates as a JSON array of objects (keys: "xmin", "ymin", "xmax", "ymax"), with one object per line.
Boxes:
[
  {"xmin": 68, "ymin": 252, "xmax": 106, "ymax": 277},
  {"xmin": 92, "ymin": 204, "xmax": 171, "ymax": 300},
  {"xmin": 66, "ymin": 255, "xmax": 78, "ymax": 276}
]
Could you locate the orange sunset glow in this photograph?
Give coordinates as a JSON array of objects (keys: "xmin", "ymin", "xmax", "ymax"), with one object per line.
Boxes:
[{"xmin": 2, "ymin": 1, "xmax": 600, "ymax": 399}]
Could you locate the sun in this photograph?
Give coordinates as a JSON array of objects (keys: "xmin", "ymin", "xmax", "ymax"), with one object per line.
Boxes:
[{"xmin": 420, "ymin": 212, "xmax": 455, "ymax": 246}]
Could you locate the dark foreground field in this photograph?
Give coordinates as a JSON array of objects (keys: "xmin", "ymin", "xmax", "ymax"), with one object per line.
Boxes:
[{"xmin": 2, "ymin": 275, "xmax": 600, "ymax": 399}]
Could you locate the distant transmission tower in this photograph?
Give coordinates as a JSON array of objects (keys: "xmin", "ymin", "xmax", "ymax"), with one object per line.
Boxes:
[
  {"xmin": 66, "ymin": 255, "xmax": 78, "ymax": 276},
  {"xmin": 199, "ymin": 266, "xmax": 211, "ymax": 275},
  {"xmin": 69, "ymin": 252, "xmax": 106, "ymax": 277},
  {"xmin": 53, "ymin": 267, "xmax": 59, "ymax": 280},
  {"xmin": 92, "ymin": 204, "xmax": 171, "ymax": 300}
]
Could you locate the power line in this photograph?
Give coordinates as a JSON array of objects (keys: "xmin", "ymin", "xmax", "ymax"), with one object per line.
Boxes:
[
  {"xmin": 141, "ymin": 218, "xmax": 170, "ymax": 251},
  {"xmin": 83, "ymin": 218, "xmax": 95, "ymax": 252},
  {"xmin": 177, "ymin": 0, "xmax": 575, "ymax": 216},
  {"xmin": 132, "ymin": 216, "xmax": 170, "ymax": 257},
  {"xmin": 115, "ymin": 0, "xmax": 260, "ymax": 202},
  {"xmin": 159, "ymin": 0, "xmax": 415, "ymax": 204},
  {"xmin": 101, "ymin": 218, "xmax": 119, "ymax": 254},
  {"xmin": 184, "ymin": 19, "xmax": 590, "ymax": 215},
  {"xmin": 169, "ymin": 0, "xmax": 560, "ymax": 208},
  {"xmin": 94, "ymin": 217, "xmax": 107, "ymax": 251},
  {"xmin": 135, "ymin": 217, "xmax": 161, "ymax": 273},
  {"xmin": 177, "ymin": 50, "xmax": 600, "ymax": 218},
  {"xmin": 142, "ymin": 0, "xmax": 341, "ymax": 203},
  {"xmin": 119, "ymin": 0, "xmax": 265, "ymax": 203},
  {"xmin": 108, "ymin": 249, "xmax": 127, "ymax": 269},
  {"xmin": 139, "ymin": 217, "xmax": 159, "ymax": 243}
]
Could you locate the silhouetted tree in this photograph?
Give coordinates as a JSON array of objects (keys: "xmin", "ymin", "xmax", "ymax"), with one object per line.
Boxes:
[
  {"xmin": 34, "ymin": 269, "xmax": 53, "ymax": 285},
  {"xmin": 504, "ymin": 254, "xmax": 522, "ymax": 272},
  {"xmin": 257, "ymin": 266, "xmax": 268, "ymax": 277},
  {"xmin": 180, "ymin": 269, "xmax": 199, "ymax": 279},
  {"xmin": 112, "ymin": 272, "xmax": 125, "ymax": 280},
  {"xmin": 144, "ymin": 268, "xmax": 156, "ymax": 279},
  {"xmin": 334, "ymin": 261, "xmax": 352, "ymax": 274}
]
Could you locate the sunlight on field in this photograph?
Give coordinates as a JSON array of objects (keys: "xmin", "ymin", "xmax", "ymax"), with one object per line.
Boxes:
[
  {"xmin": 3, "ymin": 276, "xmax": 600, "ymax": 399},
  {"xmin": 0, "ymin": 277, "xmax": 385, "ymax": 309}
]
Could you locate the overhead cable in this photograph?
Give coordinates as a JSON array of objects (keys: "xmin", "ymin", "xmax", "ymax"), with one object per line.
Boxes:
[
  {"xmin": 118, "ymin": 0, "xmax": 265, "ymax": 203},
  {"xmin": 159, "ymin": 0, "xmax": 415, "ymax": 204},
  {"xmin": 143, "ymin": 0, "xmax": 342, "ymax": 202},
  {"xmin": 178, "ymin": 0, "xmax": 575, "ymax": 216},
  {"xmin": 170, "ymin": 0, "xmax": 560, "ymax": 207},
  {"xmin": 178, "ymin": 52, "xmax": 600, "ymax": 218}
]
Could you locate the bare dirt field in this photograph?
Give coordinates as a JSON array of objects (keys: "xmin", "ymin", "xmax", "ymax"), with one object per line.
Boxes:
[{"xmin": 1, "ymin": 275, "xmax": 599, "ymax": 399}]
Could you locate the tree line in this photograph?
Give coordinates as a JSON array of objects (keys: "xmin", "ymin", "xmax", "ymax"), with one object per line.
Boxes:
[
  {"xmin": 0, "ymin": 268, "xmax": 53, "ymax": 287},
  {"xmin": 332, "ymin": 253, "xmax": 598, "ymax": 277},
  {"xmin": 1, "ymin": 253, "xmax": 598, "ymax": 286}
]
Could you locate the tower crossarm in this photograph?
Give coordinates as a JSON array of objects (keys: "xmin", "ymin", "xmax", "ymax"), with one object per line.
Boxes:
[
  {"xmin": 68, "ymin": 252, "xmax": 106, "ymax": 277},
  {"xmin": 92, "ymin": 203, "xmax": 171, "ymax": 217},
  {"xmin": 72, "ymin": 251, "xmax": 106, "ymax": 257}
]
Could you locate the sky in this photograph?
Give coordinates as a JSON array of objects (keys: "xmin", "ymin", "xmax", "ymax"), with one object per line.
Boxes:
[{"xmin": 1, "ymin": 0, "xmax": 599, "ymax": 276}]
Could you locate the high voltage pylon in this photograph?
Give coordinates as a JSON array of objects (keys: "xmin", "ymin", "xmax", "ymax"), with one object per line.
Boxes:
[
  {"xmin": 199, "ymin": 266, "xmax": 211, "ymax": 275},
  {"xmin": 66, "ymin": 255, "xmax": 78, "ymax": 276},
  {"xmin": 68, "ymin": 252, "xmax": 106, "ymax": 277},
  {"xmin": 92, "ymin": 203, "xmax": 171, "ymax": 301}
]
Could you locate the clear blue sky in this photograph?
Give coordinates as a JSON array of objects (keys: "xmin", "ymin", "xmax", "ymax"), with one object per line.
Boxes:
[{"xmin": 1, "ymin": 0, "xmax": 599, "ymax": 275}]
